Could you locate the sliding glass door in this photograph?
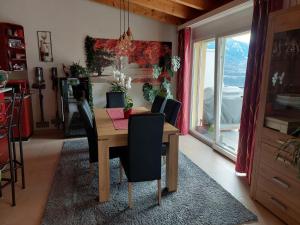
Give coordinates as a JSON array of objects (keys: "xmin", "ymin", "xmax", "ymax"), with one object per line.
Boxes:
[
  {"xmin": 191, "ymin": 32, "xmax": 250, "ymax": 159},
  {"xmin": 190, "ymin": 39, "xmax": 216, "ymax": 143}
]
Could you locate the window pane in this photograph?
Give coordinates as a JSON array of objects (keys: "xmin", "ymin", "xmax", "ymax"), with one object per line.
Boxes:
[
  {"xmin": 191, "ymin": 40, "xmax": 216, "ymax": 142},
  {"xmin": 218, "ymin": 32, "xmax": 250, "ymax": 153}
]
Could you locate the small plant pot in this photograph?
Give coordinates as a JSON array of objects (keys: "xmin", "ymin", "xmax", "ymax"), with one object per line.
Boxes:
[{"xmin": 123, "ymin": 108, "xmax": 132, "ymax": 119}]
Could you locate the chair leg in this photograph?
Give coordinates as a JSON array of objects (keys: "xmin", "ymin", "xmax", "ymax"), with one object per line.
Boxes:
[
  {"xmin": 12, "ymin": 138, "xmax": 17, "ymax": 183},
  {"xmin": 8, "ymin": 140, "xmax": 16, "ymax": 206},
  {"xmin": 19, "ymin": 134, "xmax": 25, "ymax": 189},
  {"xmin": 119, "ymin": 159, "xmax": 123, "ymax": 184},
  {"xmin": 157, "ymin": 179, "xmax": 161, "ymax": 206},
  {"xmin": 128, "ymin": 182, "xmax": 132, "ymax": 209}
]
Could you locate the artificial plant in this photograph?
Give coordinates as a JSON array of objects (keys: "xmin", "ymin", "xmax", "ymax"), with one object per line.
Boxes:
[
  {"xmin": 69, "ymin": 62, "xmax": 88, "ymax": 78},
  {"xmin": 277, "ymin": 138, "xmax": 300, "ymax": 179},
  {"xmin": 68, "ymin": 61, "xmax": 94, "ymax": 113},
  {"xmin": 142, "ymin": 56, "xmax": 180, "ymax": 103},
  {"xmin": 110, "ymin": 71, "xmax": 133, "ymax": 111}
]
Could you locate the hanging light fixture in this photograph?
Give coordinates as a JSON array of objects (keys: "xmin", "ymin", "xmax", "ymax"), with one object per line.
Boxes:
[
  {"xmin": 126, "ymin": 0, "xmax": 133, "ymax": 41},
  {"xmin": 117, "ymin": 0, "xmax": 133, "ymax": 56}
]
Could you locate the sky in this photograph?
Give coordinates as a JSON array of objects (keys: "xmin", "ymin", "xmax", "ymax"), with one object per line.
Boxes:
[{"xmin": 232, "ymin": 32, "xmax": 251, "ymax": 43}]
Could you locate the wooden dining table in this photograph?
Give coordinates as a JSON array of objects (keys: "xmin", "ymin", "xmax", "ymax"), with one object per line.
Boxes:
[{"xmin": 94, "ymin": 107, "xmax": 179, "ymax": 203}]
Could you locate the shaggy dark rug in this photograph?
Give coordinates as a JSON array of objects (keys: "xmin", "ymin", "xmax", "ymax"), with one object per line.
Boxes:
[{"xmin": 41, "ymin": 140, "xmax": 257, "ymax": 225}]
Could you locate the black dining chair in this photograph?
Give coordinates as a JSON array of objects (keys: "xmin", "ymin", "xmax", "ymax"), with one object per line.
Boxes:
[
  {"xmin": 106, "ymin": 92, "xmax": 125, "ymax": 108},
  {"xmin": 162, "ymin": 99, "xmax": 181, "ymax": 156},
  {"xmin": 120, "ymin": 113, "xmax": 164, "ymax": 208},
  {"xmin": 77, "ymin": 99, "xmax": 126, "ymax": 170},
  {"xmin": 163, "ymin": 99, "xmax": 182, "ymax": 126},
  {"xmin": 151, "ymin": 95, "xmax": 166, "ymax": 113}
]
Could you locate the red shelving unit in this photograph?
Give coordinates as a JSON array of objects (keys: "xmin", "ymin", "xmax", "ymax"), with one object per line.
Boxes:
[{"xmin": 0, "ymin": 23, "xmax": 27, "ymax": 71}]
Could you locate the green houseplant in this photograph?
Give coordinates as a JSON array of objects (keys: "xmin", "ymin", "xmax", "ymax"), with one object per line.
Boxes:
[
  {"xmin": 68, "ymin": 62, "xmax": 94, "ymax": 114},
  {"xmin": 69, "ymin": 62, "xmax": 88, "ymax": 78},
  {"xmin": 142, "ymin": 56, "xmax": 180, "ymax": 103},
  {"xmin": 110, "ymin": 71, "xmax": 133, "ymax": 118}
]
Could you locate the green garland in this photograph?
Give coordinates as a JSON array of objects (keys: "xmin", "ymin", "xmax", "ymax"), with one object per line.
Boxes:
[{"xmin": 85, "ymin": 36, "xmax": 96, "ymax": 71}]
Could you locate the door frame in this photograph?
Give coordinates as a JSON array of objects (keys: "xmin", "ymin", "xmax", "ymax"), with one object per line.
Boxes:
[{"xmin": 190, "ymin": 29, "xmax": 251, "ymax": 162}]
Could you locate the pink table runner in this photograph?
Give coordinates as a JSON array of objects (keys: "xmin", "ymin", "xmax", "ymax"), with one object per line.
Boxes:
[{"xmin": 106, "ymin": 108, "xmax": 128, "ymax": 130}]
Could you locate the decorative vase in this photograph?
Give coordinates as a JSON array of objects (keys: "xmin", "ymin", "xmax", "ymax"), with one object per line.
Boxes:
[
  {"xmin": 123, "ymin": 108, "xmax": 132, "ymax": 119},
  {"xmin": 0, "ymin": 70, "xmax": 8, "ymax": 88}
]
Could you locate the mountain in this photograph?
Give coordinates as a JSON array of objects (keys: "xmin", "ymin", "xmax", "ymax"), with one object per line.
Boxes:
[{"xmin": 207, "ymin": 39, "xmax": 249, "ymax": 87}]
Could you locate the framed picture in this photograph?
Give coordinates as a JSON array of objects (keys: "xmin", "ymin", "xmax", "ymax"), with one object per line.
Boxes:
[
  {"xmin": 37, "ymin": 31, "xmax": 53, "ymax": 62},
  {"xmin": 85, "ymin": 36, "xmax": 172, "ymax": 83}
]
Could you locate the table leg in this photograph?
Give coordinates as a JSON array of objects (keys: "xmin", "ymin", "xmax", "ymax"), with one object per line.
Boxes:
[
  {"xmin": 98, "ymin": 139, "xmax": 110, "ymax": 202},
  {"xmin": 166, "ymin": 133, "xmax": 179, "ymax": 192}
]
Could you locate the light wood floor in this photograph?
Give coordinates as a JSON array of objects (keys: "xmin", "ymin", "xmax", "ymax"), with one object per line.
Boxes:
[{"xmin": 0, "ymin": 131, "xmax": 284, "ymax": 225}]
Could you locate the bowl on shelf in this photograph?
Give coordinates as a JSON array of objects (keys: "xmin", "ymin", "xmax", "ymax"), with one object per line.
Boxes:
[{"xmin": 276, "ymin": 93, "xmax": 300, "ymax": 109}]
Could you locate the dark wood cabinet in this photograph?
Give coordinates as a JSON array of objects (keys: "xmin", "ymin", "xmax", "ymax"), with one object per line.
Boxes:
[{"xmin": 0, "ymin": 23, "xmax": 27, "ymax": 72}]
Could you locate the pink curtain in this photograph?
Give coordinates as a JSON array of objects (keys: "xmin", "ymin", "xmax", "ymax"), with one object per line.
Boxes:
[
  {"xmin": 235, "ymin": 0, "xmax": 283, "ymax": 183},
  {"xmin": 177, "ymin": 27, "xmax": 192, "ymax": 135}
]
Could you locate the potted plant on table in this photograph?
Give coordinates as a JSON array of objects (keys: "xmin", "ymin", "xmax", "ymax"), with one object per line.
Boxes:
[
  {"xmin": 124, "ymin": 95, "xmax": 133, "ymax": 119},
  {"xmin": 110, "ymin": 70, "xmax": 133, "ymax": 118}
]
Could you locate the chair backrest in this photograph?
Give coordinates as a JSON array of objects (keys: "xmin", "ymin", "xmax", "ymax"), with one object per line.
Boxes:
[
  {"xmin": 106, "ymin": 92, "xmax": 125, "ymax": 108},
  {"xmin": 127, "ymin": 113, "xmax": 164, "ymax": 182},
  {"xmin": 151, "ymin": 95, "xmax": 166, "ymax": 113},
  {"xmin": 163, "ymin": 99, "xmax": 181, "ymax": 126},
  {"xmin": 77, "ymin": 99, "xmax": 98, "ymax": 163}
]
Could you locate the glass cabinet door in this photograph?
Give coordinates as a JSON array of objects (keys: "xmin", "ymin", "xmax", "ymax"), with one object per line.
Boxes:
[{"xmin": 264, "ymin": 28, "xmax": 300, "ymax": 136}]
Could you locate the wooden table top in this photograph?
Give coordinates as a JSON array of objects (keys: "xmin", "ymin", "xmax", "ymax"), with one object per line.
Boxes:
[{"xmin": 94, "ymin": 107, "xmax": 179, "ymax": 140}]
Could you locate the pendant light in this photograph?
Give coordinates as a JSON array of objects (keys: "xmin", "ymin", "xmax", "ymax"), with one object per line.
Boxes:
[
  {"xmin": 126, "ymin": 0, "xmax": 133, "ymax": 41},
  {"xmin": 117, "ymin": 0, "xmax": 133, "ymax": 56}
]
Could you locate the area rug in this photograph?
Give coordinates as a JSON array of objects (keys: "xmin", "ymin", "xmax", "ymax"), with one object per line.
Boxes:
[{"xmin": 41, "ymin": 140, "xmax": 257, "ymax": 225}]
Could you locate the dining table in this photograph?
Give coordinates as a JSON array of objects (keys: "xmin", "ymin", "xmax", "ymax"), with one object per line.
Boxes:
[{"xmin": 94, "ymin": 107, "xmax": 179, "ymax": 203}]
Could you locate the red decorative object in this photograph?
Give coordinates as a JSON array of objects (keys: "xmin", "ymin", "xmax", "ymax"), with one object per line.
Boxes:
[
  {"xmin": 93, "ymin": 38, "xmax": 172, "ymax": 83},
  {"xmin": 176, "ymin": 28, "xmax": 191, "ymax": 135},
  {"xmin": 106, "ymin": 108, "xmax": 129, "ymax": 130},
  {"xmin": 0, "ymin": 23, "xmax": 27, "ymax": 71},
  {"xmin": 123, "ymin": 108, "xmax": 132, "ymax": 119},
  {"xmin": 235, "ymin": 0, "xmax": 283, "ymax": 184},
  {"xmin": 0, "ymin": 92, "xmax": 8, "ymax": 164}
]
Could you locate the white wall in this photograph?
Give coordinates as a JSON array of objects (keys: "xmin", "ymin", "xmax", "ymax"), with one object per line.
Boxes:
[{"xmin": 0, "ymin": 0, "xmax": 177, "ymax": 129}]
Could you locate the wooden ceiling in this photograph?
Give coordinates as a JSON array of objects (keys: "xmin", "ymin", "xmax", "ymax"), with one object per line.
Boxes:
[{"xmin": 93, "ymin": 0, "xmax": 234, "ymax": 25}]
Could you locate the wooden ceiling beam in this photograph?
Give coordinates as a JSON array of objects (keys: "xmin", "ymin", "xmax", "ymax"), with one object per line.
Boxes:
[
  {"xmin": 129, "ymin": 0, "xmax": 199, "ymax": 19},
  {"xmin": 170, "ymin": 0, "xmax": 216, "ymax": 10},
  {"xmin": 92, "ymin": 0, "xmax": 184, "ymax": 25}
]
